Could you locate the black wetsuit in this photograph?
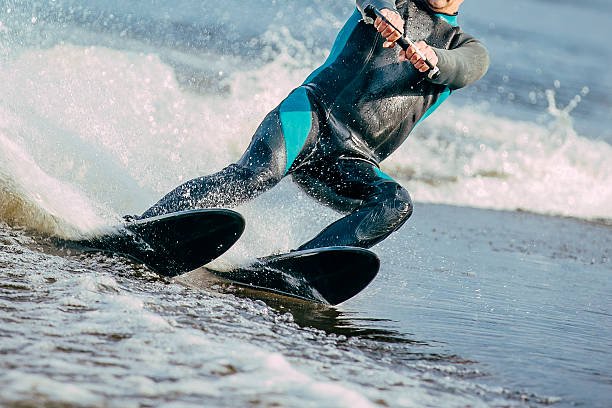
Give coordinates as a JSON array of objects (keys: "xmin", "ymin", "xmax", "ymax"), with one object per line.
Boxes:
[{"xmin": 141, "ymin": 0, "xmax": 490, "ymax": 250}]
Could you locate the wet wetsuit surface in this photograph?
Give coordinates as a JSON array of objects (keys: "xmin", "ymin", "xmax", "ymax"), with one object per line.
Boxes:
[{"xmin": 141, "ymin": 0, "xmax": 490, "ymax": 250}]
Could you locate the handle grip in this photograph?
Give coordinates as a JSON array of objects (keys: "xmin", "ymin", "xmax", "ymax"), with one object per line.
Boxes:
[
  {"xmin": 364, "ymin": 5, "xmax": 440, "ymax": 80},
  {"xmin": 395, "ymin": 38, "xmax": 440, "ymax": 79}
]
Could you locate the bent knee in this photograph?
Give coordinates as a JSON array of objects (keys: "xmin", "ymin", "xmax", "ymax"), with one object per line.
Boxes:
[
  {"xmin": 394, "ymin": 184, "xmax": 413, "ymax": 220},
  {"xmin": 375, "ymin": 181, "xmax": 413, "ymax": 222}
]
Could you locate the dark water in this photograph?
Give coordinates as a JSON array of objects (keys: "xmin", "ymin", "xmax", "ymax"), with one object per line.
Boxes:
[
  {"xmin": 348, "ymin": 204, "xmax": 612, "ymax": 407},
  {"xmin": 1, "ymin": 0, "xmax": 611, "ymax": 407}
]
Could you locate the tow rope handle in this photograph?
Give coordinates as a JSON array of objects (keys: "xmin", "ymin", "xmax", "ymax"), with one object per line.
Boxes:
[{"xmin": 364, "ymin": 5, "xmax": 440, "ymax": 80}]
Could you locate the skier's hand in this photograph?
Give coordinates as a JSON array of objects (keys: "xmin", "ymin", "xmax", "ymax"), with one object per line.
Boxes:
[
  {"xmin": 374, "ymin": 9, "xmax": 404, "ymax": 48},
  {"xmin": 399, "ymin": 40, "xmax": 439, "ymax": 72}
]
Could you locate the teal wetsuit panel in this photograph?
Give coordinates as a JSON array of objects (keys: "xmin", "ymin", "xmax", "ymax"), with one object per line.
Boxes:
[
  {"xmin": 281, "ymin": 9, "xmax": 461, "ymax": 174},
  {"xmin": 435, "ymin": 13, "xmax": 458, "ymax": 26},
  {"xmin": 279, "ymin": 87, "xmax": 312, "ymax": 174},
  {"xmin": 279, "ymin": 9, "xmax": 361, "ymax": 175},
  {"xmin": 303, "ymin": 9, "xmax": 361, "ymax": 85},
  {"xmin": 418, "ymin": 87, "xmax": 452, "ymax": 124},
  {"xmin": 374, "ymin": 167, "xmax": 394, "ymax": 181}
]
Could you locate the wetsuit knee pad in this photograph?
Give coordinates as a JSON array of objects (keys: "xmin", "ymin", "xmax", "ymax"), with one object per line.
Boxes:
[
  {"xmin": 295, "ymin": 177, "xmax": 413, "ymax": 250},
  {"xmin": 349, "ymin": 181, "xmax": 413, "ymax": 246},
  {"xmin": 370, "ymin": 180, "xmax": 414, "ymax": 224}
]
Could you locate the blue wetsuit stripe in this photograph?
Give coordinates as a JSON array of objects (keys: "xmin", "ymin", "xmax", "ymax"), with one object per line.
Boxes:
[
  {"xmin": 375, "ymin": 85, "xmax": 449, "ymax": 180},
  {"xmin": 375, "ymin": 87, "xmax": 450, "ymax": 182},
  {"xmin": 279, "ymin": 87, "xmax": 313, "ymax": 174},
  {"xmin": 417, "ymin": 87, "xmax": 452, "ymax": 125},
  {"xmin": 303, "ymin": 9, "xmax": 361, "ymax": 84},
  {"xmin": 278, "ymin": 9, "xmax": 361, "ymax": 175},
  {"xmin": 374, "ymin": 167, "xmax": 394, "ymax": 181},
  {"xmin": 435, "ymin": 13, "xmax": 458, "ymax": 26}
]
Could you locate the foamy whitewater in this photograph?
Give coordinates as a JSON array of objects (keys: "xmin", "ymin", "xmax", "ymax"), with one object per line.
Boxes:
[{"xmin": 1, "ymin": 1, "xmax": 611, "ymax": 407}]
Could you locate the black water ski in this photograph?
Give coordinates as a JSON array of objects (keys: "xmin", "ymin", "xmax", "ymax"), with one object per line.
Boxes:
[
  {"xmin": 207, "ymin": 247, "xmax": 379, "ymax": 305},
  {"xmin": 56, "ymin": 209, "xmax": 245, "ymax": 276}
]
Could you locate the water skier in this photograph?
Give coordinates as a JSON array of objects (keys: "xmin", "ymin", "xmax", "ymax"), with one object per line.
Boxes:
[{"xmin": 140, "ymin": 0, "xmax": 489, "ymax": 250}]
